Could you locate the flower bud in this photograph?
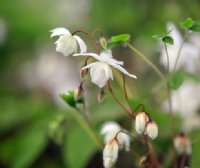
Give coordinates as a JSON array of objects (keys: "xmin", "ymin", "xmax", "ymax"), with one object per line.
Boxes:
[
  {"xmin": 135, "ymin": 112, "xmax": 149, "ymax": 134},
  {"xmin": 100, "ymin": 37, "xmax": 107, "ymax": 49},
  {"xmin": 74, "ymin": 85, "xmax": 83, "ymax": 101},
  {"xmin": 139, "ymin": 156, "xmax": 147, "ymax": 166},
  {"xmin": 103, "ymin": 139, "xmax": 119, "ymax": 168},
  {"xmin": 97, "ymin": 89, "xmax": 105, "ymax": 104},
  {"xmin": 146, "ymin": 121, "xmax": 158, "ymax": 140},
  {"xmin": 174, "ymin": 133, "xmax": 192, "ymax": 155}
]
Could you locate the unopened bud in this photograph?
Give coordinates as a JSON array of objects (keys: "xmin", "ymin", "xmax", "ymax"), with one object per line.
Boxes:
[
  {"xmin": 74, "ymin": 85, "xmax": 83, "ymax": 101},
  {"xmin": 98, "ymin": 89, "xmax": 105, "ymax": 104},
  {"xmin": 103, "ymin": 139, "xmax": 119, "ymax": 168},
  {"xmin": 174, "ymin": 133, "xmax": 192, "ymax": 155},
  {"xmin": 135, "ymin": 112, "xmax": 149, "ymax": 134},
  {"xmin": 146, "ymin": 121, "xmax": 158, "ymax": 140},
  {"xmin": 139, "ymin": 156, "xmax": 147, "ymax": 166},
  {"xmin": 100, "ymin": 37, "xmax": 107, "ymax": 49}
]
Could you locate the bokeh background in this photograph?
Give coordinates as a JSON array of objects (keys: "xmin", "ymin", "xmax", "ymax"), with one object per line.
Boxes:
[{"xmin": 0, "ymin": 0, "xmax": 200, "ymax": 168}]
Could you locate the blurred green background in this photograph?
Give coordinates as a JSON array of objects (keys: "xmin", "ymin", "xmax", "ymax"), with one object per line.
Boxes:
[{"xmin": 0, "ymin": 0, "xmax": 200, "ymax": 168}]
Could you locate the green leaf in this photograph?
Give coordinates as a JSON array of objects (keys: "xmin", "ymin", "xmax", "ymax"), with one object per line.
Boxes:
[
  {"xmin": 180, "ymin": 18, "xmax": 194, "ymax": 28},
  {"xmin": 185, "ymin": 72, "xmax": 200, "ymax": 82},
  {"xmin": 64, "ymin": 126, "xmax": 98, "ymax": 168},
  {"xmin": 60, "ymin": 91, "xmax": 76, "ymax": 107},
  {"xmin": 162, "ymin": 36, "xmax": 174, "ymax": 45},
  {"xmin": 189, "ymin": 22, "xmax": 200, "ymax": 32},
  {"xmin": 171, "ymin": 72, "xmax": 185, "ymax": 90},
  {"xmin": 111, "ymin": 34, "xmax": 130, "ymax": 43},
  {"xmin": 11, "ymin": 125, "xmax": 48, "ymax": 168},
  {"xmin": 152, "ymin": 34, "xmax": 164, "ymax": 39}
]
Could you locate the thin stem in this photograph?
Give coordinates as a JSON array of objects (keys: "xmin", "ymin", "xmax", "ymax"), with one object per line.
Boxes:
[
  {"xmin": 180, "ymin": 154, "xmax": 186, "ymax": 168},
  {"xmin": 70, "ymin": 108, "xmax": 103, "ymax": 150},
  {"xmin": 122, "ymin": 74, "xmax": 136, "ymax": 115},
  {"xmin": 72, "ymin": 30, "xmax": 100, "ymax": 53},
  {"xmin": 144, "ymin": 136, "xmax": 160, "ymax": 168},
  {"xmin": 164, "ymin": 44, "xmax": 177, "ymax": 168},
  {"xmin": 127, "ymin": 42, "xmax": 165, "ymax": 81},
  {"xmin": 107, "ymin": 82, "xmax": 134, "ymax": 119},
  {"xmin": 173, "ymin": 30, "xmax": 188, "ymax": 72}
]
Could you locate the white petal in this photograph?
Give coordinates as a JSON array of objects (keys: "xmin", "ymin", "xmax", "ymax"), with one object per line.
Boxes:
[
  {"xmin": 73, "ymin": 52, "xmax": 100, "ymax": 59},
  {"xmin": 50, "ymin": 27, "xmax": 71, "ymax": 37},
  {"xmin": 109, "ymin": 62, "xmax": 137, "ymax": 79},
  {"xmin": 100, "ymin": 122, "xmax": 121, "ymax": 135},
  {"xmin": 73, "ymin": 35, "xmax": 87, "ymax": 53},
  {"xmin": 82, "ymin": 62, "xmax": 111, "ymax": 88}
]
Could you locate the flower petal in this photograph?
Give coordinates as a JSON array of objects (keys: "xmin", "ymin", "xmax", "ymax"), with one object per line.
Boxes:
[
  {"xmin": 73, "ymin": 35, "xmax": 87, "ymax": 53},
  {"xmin": 50, "ymin": 27, "xmax": 71, "ymax": 37},
  {"xmin": 109, "ymin": 62, "xmax": 137, "ymax": 79},
  {"xmin": 74, "ymin": 52, "xmax": 124, "ymax": 65}
]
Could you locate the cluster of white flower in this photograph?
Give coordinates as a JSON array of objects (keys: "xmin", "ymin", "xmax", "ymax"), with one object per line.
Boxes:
[
  {"xmin": 100, "ymin": 122, "xmax": 130, "ymax": 168},
  {"xmin": 160, "ymin": 23, "xmax": 200, "ymax": 132},
  {"xmin": 50, "ymin": 27, "xmax": 137, "ymax": 89},
  {"xmin": 135, "ymin": 112, "xmax": 158, "ymax": 140}
]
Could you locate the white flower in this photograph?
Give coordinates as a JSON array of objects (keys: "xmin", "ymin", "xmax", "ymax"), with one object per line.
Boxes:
[
  {"xmin": 135, "ymin": 112, "xmax": 149, "ymax": 134},
  {"xmin": 174, "ymin": 134, "xmax": 192, "ymax": 155},
  {"xmin": 162, "ymin": 80, "xmax": 200, "ymax": 132},
  {"xmin": 103, "ymin": 139, "xmax": 119, "ymax": 168},
  {"xmin": 50, "ymin": 27, "xmax": 87, "ymax": 56},
  {"xmin": 146, "ymin": 121, "xmax": 158, "ymax": 140},
  {"xmin": 163, "ymin": 80, "xmax": 200, "ymax": 117},
  {"xmin": 74, "ymin": 50, "xmax": 137, "ymax": 88},
  {"xmin": 100, "ymin": 121, "xmax": 130, "ymax": 152},
  {"xmin": 160, "ymin": 22, "xmax": 199, "ymax": 72}
]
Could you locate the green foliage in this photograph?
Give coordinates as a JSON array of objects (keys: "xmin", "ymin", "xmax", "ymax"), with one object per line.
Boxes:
[
  {"xmin": 180, "ymin": 18, "xmax": 194, "ymax": 28},
  {"xmin": 180, "ymin": 18, "xmax": 200, "ymax": 32},
  {"xmin": 111, "ymin": 34, "xmax": 130, "ymax": 43},
  {"xmin": 64, "ymin": 126, "xmax": 98, "ymax": 168},
  {"xmin": 170, "ymin": 72, "xmax": 185, "ymax": 90},
  {"xmin": 60, "ymin": 91, "xmax": 76, "ymax": 108},
  {"xmin": 189, "ymin": 21, "xmax": 200, "ymax": 32},
  {"xmin": 152, "ymin": 31, "xmax": 174, "ymax": 45},
  {"xmin": 162, "ymin": 36, "xmax": 174, "ymax": 45},
  {"xmin": 11, "ymin": 125, "xmax": 48, "ymax": 168}
]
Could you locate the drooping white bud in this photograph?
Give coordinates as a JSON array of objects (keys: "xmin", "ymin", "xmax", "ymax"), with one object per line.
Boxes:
[
  {"xmin": 103, "ymin": 139, "xmax": 119, "ymax": 168},
  {"xmin": 100, "ymin": 122, "xmax": 130, "ymax": 152},
  {"xmin": 135, "ymin": 112, "xmax": 149, "ymax": 134},
  {"xmin": 146, "ymin": 121, "xmax": 158, "ymax": 140},
  {"xmin": 174, "ymin": 133, "xmax": 192, "ymax": 155}
]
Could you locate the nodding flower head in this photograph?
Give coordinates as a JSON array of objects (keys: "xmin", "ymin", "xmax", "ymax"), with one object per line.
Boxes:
[
  {"xmin": 146, "ymin": 121, "xmax": 158, "ymax": 140},
  {"xmin": 50, "ymin": 27, "xmax": 87, "ymax": 56},
  {"xmin": 135, "ymin": 112, "xmax": 149, "ymax": 134},
  {"xmin": 100, "ymin": 121, "xmax": 130, "ymax": 152},
  {"xmin": 174, "ymin": 133, "xmax": 192, "ymax": 155},
  {"xmin": 103, "ymin": 138, "xmax": 119, "ymax": 168},
  {"xmin": 74, "ymin": 50, "xmax": 137, "ymax": 88}
]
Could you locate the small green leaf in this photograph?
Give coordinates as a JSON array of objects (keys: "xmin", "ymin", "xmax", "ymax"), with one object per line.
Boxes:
[
  {"xmin": 162, "ymin": 36, "xmax": 174, "ymax": 45},
  {"xmin": 180, "ymin": 18, "xmax": 194, "ymax": 28},
  {"xmin": 111, "ymin": 34, "xmax": 130, "ymax": 43},
  {"xmin": 60, "ymin": 91, "xmax": 76, "ymax": 107},
  {"xmin": 189, "ymin": 22, "xmax": 200, "ymax": 32},
  {"xmin": 171, "ymin": 72, "xmax": 185, "ymax": 90},
  {"xmin": 152, "ymin": 34, "xmax": 164, "ymax": 39}
]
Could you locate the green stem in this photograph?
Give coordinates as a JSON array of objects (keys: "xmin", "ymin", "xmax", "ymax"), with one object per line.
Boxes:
[
  {"xmin": 164, "ymin": 44, "xmax": 177, "ymax": 168},
  {"xmin": 173, "ymin": 30, "xmax": 188, "ymax": 72},
  {"xmin": 127, "ymin": 43, "xmax": 165, "ymax": 81},
  {"xmin": 70, "ymin": 108, "xmax": 103, "ymax": 150}
]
